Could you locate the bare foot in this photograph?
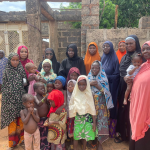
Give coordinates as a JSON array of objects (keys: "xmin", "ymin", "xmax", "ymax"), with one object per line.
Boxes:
[{"xmin": 123, "ymin": 99, "xmax": 127, "ymax": 105}]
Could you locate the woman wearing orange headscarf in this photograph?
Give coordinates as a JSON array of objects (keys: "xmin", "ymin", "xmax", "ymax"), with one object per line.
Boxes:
[
  {"xmin": 84, "ymin": 42, "xmax": 101, "ymax": 75},
  {"xmin": 116, "ymin": 41, "xmax": 126, "ymax": 63}
]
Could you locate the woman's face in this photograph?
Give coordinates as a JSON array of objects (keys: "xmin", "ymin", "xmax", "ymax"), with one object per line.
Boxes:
[
  {"xmin": 45, "ymin": 50, "xmax": 53, "ymax": 60},
  {"xmin": 11, "ymin": 55, "xmax": 19, "ymax": 68},
  {"xmin": 0, "ymin": 52, "xmax": 4, "ymax": 59},
  {"xmin": 125, "ymin": 39, "xmax": 136, "ymax": 52},
  {"xmin": 89, "ymin": 45, "xmax": 97, "ymax": 56},
  {"xmin": 102, "ymin": 44, "xmax": 110, "ymax": 54},
  {"xmin": 43, "ymin": 62, "xmax": 51, "ymax": 73},
  {"xmin": 119, "ymin": 42, "xmax": 126, "ymax": 53},
  {"xmin": 91, "ymin": 62, "xmax": 100, "ymax": 76},
  {"xmin": 68, "ymin": 48, "xmax": 74, "ymax": 58},
  {"xmin": 142, "ymin": 44, "xmax": 150, "ymax": 60},
  {"xmin": 20, "ymin": 48, "xmax": 28, "ymax": 60}
]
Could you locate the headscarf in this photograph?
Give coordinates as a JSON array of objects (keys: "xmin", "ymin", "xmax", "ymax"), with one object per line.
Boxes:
[
  {"xmin": 84, "ymin": 42, "xmax": 101, "ymax": 75},
  {"xmin": 88, "ymin": 61, "xmax": 114, "ymax": 109},
  {"xmin": 69, "ymin": 75, "xmax": 96, "ymax": 118},
  {"xmin": 40, "ymin": 59, "xmax": 57, "ymax": 79},
  {"xmin": 1, "ymin": 53, "xmax": 26, "ymax": 129},
  {"xmin": 116, "ymin": 41, "xmax": 127, "ymax": 63},
  {"xmin": 17, "ymin": 45, "xmax": 33, "ymax": 77},
  {"xmin": 55, "ymin": 76, "xmax": 66, "ymax": 87},
  {"xmin": 66, "ymin": 79, "xmax": 76, "ymax": 117},
  {"xmin": 66, "ymin": 44, "xmax": 80, "ymax": 61},
  {"xmin": 0, "ymin": 50, "xmax": 8, "ymax": 84},
  {"xmin": 47, "ymin": 89, "xmax": 64, "ymax": 117},
  {"xmin": 119, "ymin": 35, "xmax": 141, "ymax": 77},
  {"xmin": 66, "ymin": 67, "xmax": 80, "ymax": 83}
]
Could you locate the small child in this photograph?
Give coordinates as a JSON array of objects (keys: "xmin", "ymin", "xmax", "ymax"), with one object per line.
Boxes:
[
  {"xmin": 25, "ymin": 63, "xmax": 40, "ymax": 96},
  {"xmin": 44, "ymin": 89, "xmax": 67, "ymax": 150},
  {"xmin": 69, "ymin": 75, "xmax": 96, "ymax": 150},
  {"xmin": 20, "ymin": 94, "xmax": 40, "ymax": 150},
  {"xmin": 47, "ymin": 79, "xmax": 54, "ymax": 93},
  {"xmin": 33, "ymin": 82, "xmax": 51, "ymax": 150},
  {"xmin": 54, "ymin": 76, "xmax": 67, "ymax": 114},
  {"xmin": 124, "ymin": 52, "xmax": 143, "ymax": 104}
]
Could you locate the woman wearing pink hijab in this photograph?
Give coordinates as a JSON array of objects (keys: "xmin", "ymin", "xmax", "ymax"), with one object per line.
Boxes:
[{"xmin": 129, "ymin": 41, "xmax": 150, "ymax": 150}]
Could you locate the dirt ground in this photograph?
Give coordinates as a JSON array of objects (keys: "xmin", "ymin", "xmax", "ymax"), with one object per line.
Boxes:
[{"xmin": 0, "ymin": 94, "xmax": 129, "ymax": 150}]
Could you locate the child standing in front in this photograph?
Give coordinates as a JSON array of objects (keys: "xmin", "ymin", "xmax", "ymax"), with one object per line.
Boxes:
[
  {"xmin": 44, "ymin": 89, "xmax": 67, "ymax": 150},
  {"xmin": 20, "ymin": 94, "xmax": 40, "ymax": 150},
  {"xmin": 33, "ymin": 82, "xmax": 51, "ymax": 150},
  {"xmin": 69, "ymin": 75, "xmax": 96, "ymax": 150},
  {"xmin": 124, "ymin": 52, "xmax": 143, "ymax": 104}
]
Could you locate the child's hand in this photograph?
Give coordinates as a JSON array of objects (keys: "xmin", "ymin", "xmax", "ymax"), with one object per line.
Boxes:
[
  {"xmin": 92, "ymin": 122, "xmax": 96, "ymax": 132},
  {"xmin": 28, "ymin": 75, "xmax": 35, "ymax": 82},
  {"xmin": 55, "ymin": 107, "xmax": 62, "ymax": 114},
  {"xmin": 39, "ymin": 78, "xmax": 47, "ymax": 84},
  {"xmin": 48, "ymin": 121, "xmax": 54, "ymax": 126},
  {"xmin": 28, "ymin": 107, "xmax": 33, "ymax": 114}
]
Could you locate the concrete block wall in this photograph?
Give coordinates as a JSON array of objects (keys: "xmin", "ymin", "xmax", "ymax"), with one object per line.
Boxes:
[
  {"xmin": 58, "ymin": 29, "xmax": 81, "ymax": 62},
  {"xmin": 86, "ymin": 28, "xmax": 150, "ymax": 57},
  {"xmin": 139, "ymin": 17, "xmax": 150, "ymax": 29}
]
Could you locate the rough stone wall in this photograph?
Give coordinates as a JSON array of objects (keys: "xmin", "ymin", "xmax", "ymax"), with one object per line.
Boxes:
[
  {"xmin": 139, "ymin": 17, "xmax": 150, "ymax": 29},
  {"xmin": 86, "ymin": 28, "xmax": 150, "ymax": 56},
  {"xmin": 58, "ymin": 29, "xmax": 81, "ymax": 62}
]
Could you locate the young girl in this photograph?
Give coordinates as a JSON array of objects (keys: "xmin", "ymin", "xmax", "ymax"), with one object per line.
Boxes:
[
  {"xmin": 1, "ymin": 53, "xmax": 26, "ymax": 149},
  {"xmin": 88, "ymin": 61, "xmax": 113, "ymax": 150},
  {"xmin": 54, "ymin": 76, "xmax": 67, "ymax": 114},
  {"xmin": 69, "ymin": 75, "xmax": 96, "ymax": 150},
  {"xmin": 66, "ymin": 67, "xmax": 80, "ymax": 83},
  {"xmin": 47, "ymin": 79, "xmax": 54, "ymax": 93},
  {"xmin": 25, "ymin": 63, "xmax": 40, "ymax": 96},
  {"xmin": 124, "ymin": 52, "xmax": 143, "ymax": 104},
  {"xmin": 44, "ymin": 89, "xmax": 67, "ymax": 150}
]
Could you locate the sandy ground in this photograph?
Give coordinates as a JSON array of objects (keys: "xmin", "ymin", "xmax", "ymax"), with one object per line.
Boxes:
[{"xmin": 0, "ymin": 94, "xmax": 129, "ymax": 150}]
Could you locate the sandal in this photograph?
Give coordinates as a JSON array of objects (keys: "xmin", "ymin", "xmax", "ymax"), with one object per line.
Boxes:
[{"xmin": 114, "ymin": 136, "xmax": 123, "ymax": 143}]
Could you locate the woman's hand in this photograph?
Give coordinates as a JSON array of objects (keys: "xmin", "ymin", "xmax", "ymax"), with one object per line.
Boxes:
[
  {"xmin": 90, "ymin": 81, "xmax": 98, "ymax": 86},
  {"xmin": 55, "ymin": 107, "xmax": 62, "ymax": 115},
  {"xmin": 124, "ymin": 76, "xmax": 133, "ymax": 84},
  {"xmin": 92, "ymin": 122, "xmax": 96, "ymax": 132}
]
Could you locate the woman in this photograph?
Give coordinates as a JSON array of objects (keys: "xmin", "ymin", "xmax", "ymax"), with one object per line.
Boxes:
[
  {"xmin": 115, "ymin": 35, "xmax": 141, "ymax": 143},
  {"xmin": 38, "ymin": 48, "xmax": 60, "ymax": 75},
  {"xmin": 59, "ymin": 44, "xmax": 86, "ymax": 78},
  {"xmin": 129, "ymin": 41, "xmax": 150, "ymax": 150},
  {"xmin": 17, "ymin": 45, "xmax": 34, "ymax": 78},
  {"xmin": 101, "ymin": 41, "xmax": 120, "ymax": 138},
  {"xmin": 84, "ymin": 42, "xmax": 101, "ymax": 75},
  {"xmin": 116, "ymin": 41, "xmax": 127, "ymax": 63},
  {"xmin": 0, "ymin": 50, "xmax": 8, "ymax": 92}
]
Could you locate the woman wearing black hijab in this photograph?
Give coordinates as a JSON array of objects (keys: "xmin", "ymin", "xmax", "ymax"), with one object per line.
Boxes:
[
  {"xmin": 38, "ymin": 48, "xmax": 60, "ymax": 75},
  {"xmin": 58, "ymin": 44, "xmax": 86, "ymax": 78},
  {"xmin": 115, "ymin": 35, "xmax": 141, "ymax": 143}
]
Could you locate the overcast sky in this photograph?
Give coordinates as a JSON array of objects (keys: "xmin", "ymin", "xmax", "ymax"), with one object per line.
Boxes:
[{"xmin": 0, "ymin": 2, "xmax": 69, "ymax": 12}]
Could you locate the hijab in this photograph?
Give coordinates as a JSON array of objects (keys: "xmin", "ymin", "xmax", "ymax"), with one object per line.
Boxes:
[
  {"xmin": 116, "ymin": 41, "xmax": 127, "ymax": 63},
  {"xmin": 66, "ymin": 44, "xmax": 80, "ymax": 61},
  {"xmin": 84, "ymin": 42, "xmax": 101, "ymax": 75},
  {"xmin": 88, "ymin": 61, "xmax": 114, "ymax": 109},
  {"xmin": 17, "ymin": 45, "xmax": 33, "ymax": 77},
  {"xmin": 47, "ymin": 89, "xmax": 64, "ymax": 117},
  {"xmin": 55, "ymin": 76, "xmax": 66, "ymax": 87},
  {"xmin": 0, "ymin": 50, "xmax": 8, "ymax": 84},
  {"xmin": 69, "ymin": 75, "xmax": 96, "ymax": 118},
  {"xmin": 119, "ymin": 35, "xmax": 141, "ymax": 77},
  {"xmin": 66, "ymin": 67, "xmax": 80, "ymax": 83}
]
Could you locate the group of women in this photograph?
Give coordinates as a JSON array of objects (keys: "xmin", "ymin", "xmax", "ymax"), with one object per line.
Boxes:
[{"xmin": 0, "ymin": 34, "xmax": 150, "ymax": 150}]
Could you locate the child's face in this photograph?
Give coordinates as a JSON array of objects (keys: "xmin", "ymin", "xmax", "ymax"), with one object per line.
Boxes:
[
  {"xmin": 36, "ymin": 85, "xmax": 45, "ymax": 95},
  {"xmin": 132, "ymin": 57, "xmax": 142, "ymax": 67},
  {"xmin": 28, "ymin": 66, "xmax": 37, "ymax": 74},
  {"xmin": 43, "ymin": 62, "xmax": 51, "ymax": 73},
  {"xmin": 20, "ymin": 48, "xmax": 28, "ymax": 60},
  {"xmin": 23, "ymin": 97, "xmax": 35, "ymax": 108},
  {"xmin": 0, "ymin": 52, "xmax": 4, "ymax": 59},
  {"xmin": 54, "ymin": 80, "xmax": 63, "ymax": 90},
  {"xmin": 47, "ymin": 83, "xmax": 54, "ymax": 93},
  {"xmin": 70, "ymin": 72, "xmax": 78, "ymax": 81},
  {"xmin": 67, "ymin": 81, "xmax": 74, "ymax": 93},
  {"xmin": 89, "ymin": 45, "xmax": 97, "ymax": 56},
  {"xmin": 49, "ymin": 100, "xmax": 55, "ymax": 108},
  {"xmin": 78, "ymin": 79, "xmax": 87, "ymax": 92},
  {"xmin": 11, "ymin": 55, "xmax": 19, "ymax": 68},
  {"xmin": 91, "ymin": 62, "xmax": 100, "ymax": 76}
]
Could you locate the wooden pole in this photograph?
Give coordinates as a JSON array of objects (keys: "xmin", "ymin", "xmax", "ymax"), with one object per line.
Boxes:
[{"xmin": 114, "ymin": 5, "xmax": 118, "ymax": 29}]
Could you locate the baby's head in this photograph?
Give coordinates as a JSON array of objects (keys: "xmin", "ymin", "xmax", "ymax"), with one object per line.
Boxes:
[
  {"xmin": 22, "ymin": 93, "xmax": 35, "ymax": 108},
  {"xmin": 47, "ymin": 80, "xmax": 54, "ymax": 93},
  {"xmin": 67, "ymin": 80, "xmax": 76, "ymax": 93},
  {"xmin": 54, "ymin": 76, "xmax": 66, "ymax": 90},
  {"xmin": 132, "ymin": 52, "xmax": 143, "ymax": 67},
  {"xmin": 33, "ymin": 82, "xmax": 45, "ymax": 95},
  {"xmin": 91, "ymin": 61, "xmax": 100, "ymax": 76},
  {"xmin": 25, "ymin": 63, "xmax": 37, "ymax": 74},
  {"xmin": 69, "ymin": 67, "xmax": 80, "ymax": 81},
  {"xmin": 78, "ymin": 76, "xmax": 87, "ymax": 92}
]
